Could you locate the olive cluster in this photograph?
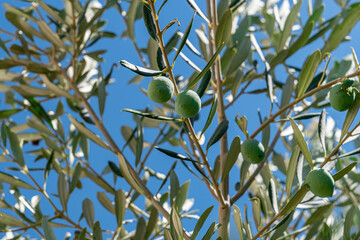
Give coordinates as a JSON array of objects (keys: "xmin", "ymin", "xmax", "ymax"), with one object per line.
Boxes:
[{"xmin": 147, "ymin": 76, "xmax": 201, "ymax": 118}]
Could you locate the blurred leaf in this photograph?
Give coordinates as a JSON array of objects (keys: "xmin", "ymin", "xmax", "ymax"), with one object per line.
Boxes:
[
  {"xmin": 190, "ymin": 206, "xmax": 214, "ymax": 240},
  {"xmin": 108, "ymin": 161, "xmax": 123, "ymax": 177},
  {"xmin": 115, "ymin": 189, "xmax": 126, "ymax": 227},
  {"xmin": 122, "ymin": 108, "xmax": 180, "ymax": 121},
  {"xmin": 83, "ymin": 169, "xmax": 114, "ymax": 193},
  {"xmin": 97, "ymin": 192, "xmax": 115, "ymax": 214},
  {"xmin": 318, "ymin": 109, "xmax": 327, "ymax": 155},
  {"xmin": 297, "ymin": 50, "xmax": 322, "ymax": 98},
  {"xmin": 0, "ymin": 212, "xmax": 27, "ymax": 227},
  {"xmin": 37, "ymin": 20, "xmax": 67, "ymax": 50},
  {"xmin": 155, "ymin": 146, "xmax": 198, "ymax": 163},
  {"xmin": 129, "ymin": 218, "xmax": 144, "ymax": 240},
  {"xmin": 42, "ymin": 216, "xmax": 56, "ymax": 240},
  {"xmin": 340, "ymin": 95, "xmax": 360, "ymax": 141},
  {"xmin": 170, "ymin": 204, "xmax": 183, "ymax": 239},
  {"xmin": 5, "ymin": 125, "xmax": 25, "ymax": 167},
  {"xmin": 58, "ymin": 172, "xmax": 68, "ymax": 212},
  {"xmin": 277, "ymin": 113, "xmax": 321, "ymax": 122},
  {"xmin": 268, "ymin": 178, "xmax": 278, "ymax": 214},
  {"xmin": 333, "ymin": 161, "xmax": 357, "ymax": 181},
  {"xmin": 287, "ymin": 21, "xmax": 314, "ymax": 56},
  {"xmin": 143, "ymin": 3, "xmax": 157, "ymax": 41},
  {"xmin": 215, "ymin": 9, "xmax": 232, "ymax": 47},
  {"xmin": 82, "ymin": 198, "xmax": 95, "ymax": 229},
  {"xmin": 165, "ymin": 31, "xmax": 181, "ymax": 54},
  {"xmin": 145, "ymin": 208, "xmax": 158, "ymax": 239},
  {"xmin": 227, "ymin": 37, "xmax": 251, "ymax": 75},
  {"xmin": 201, "ymin": 221, "xmax": 219, "ymax": 240},
  {"xmin": 119, "ymin": 60, "xmax": 162, "ymax": 76},
  {"xmin": 221, "ymin": 136, "xmax": 241, "ymax": 183},
  {"xmin": 170, "ymin": 171, "xmax": 180, "ymax": 207},
  {"xmin": 278, "ymin": 0, "xmax": 302, "ymax": 51},
  {"xmin": 289, "ymin": 118, "xmax": 313, "ymax": 169},
  {"xmin": 262, "ymin": 117, "xmax": 270, "ymax": 149},
  {"xmin": 321, "ymin": 5, "xmax": 360, "ymax": 53},
  {"xmin": 344, "ymin": 206, "xmax": 356, "ymax": 239},
  {"xmin": 186, "ymin": 0, "xmax": 210, "ymax": 25},
  {"xmin": 157, "ymin": 161, "xmax": 177, "ymax": 194},
  {"xmin": 305, "ymin": 72, "xmax": 326, "ymax": 94},
  {"xmin": 126, "ymin": 0, "xmax": 140, "ymax": 39},
  {"xmin": 0, "ymin": 172, "xmax": 35, "ymax": 190},
  {"xmin": 233, "ymin": 205, "xmax": 246, "ymax": 239},
  {"xmin": 296, "ymin": 152, "xmax": 304, "ymax": 186},
  {"xmin": 206, "ymin": 120, "xmax": 229, "ymax": 152},
  {"xmin": 250, "ymin": 197, "xmax": 261, "ymax": 230},
  {"xmin": 201, "ymin": 95, "xmax": 218, "ymax": 136},
  {"xmin": 135, "ymin": 117, "xmax": 143, "ymax": 166},
  {"xmin": 281, "ymin": 184, "xmax": 309, "ymax": 216},
  {"xmin": 176, "ymin": 181, "xmax": 190, "ymax": 210},
  {"xmin": 187, "ymin": 43, "xmax": 224, "ymax": 89},
  {"xmin": 270, "ymin": 212, "xmax": 294, "ymax": 240},
  {"xmin": 70, "ymin": 162, "xmax": 82, "ymax": 193},
  {"xmin": 305, "ymin": 204, "xmax": 333, "ymax": 225},
  {"xmin": 0, "ymin": 109, "xmax": 22, "ymax": 119},
  {"xmin": 68, "ymin": 115, "xmax": 110, "ymax": 150},
  {"xmin": 196, "ymin": 70, "xmax": 211, "ymax": 98},
  {"xmin": 286, "ymin": 146, "xmax": 300, "ymax": 199},
  {"xmin": 173, "ymin": 13, "xmax": 195, "ymax": 65},
  {"xmin": 164, "ymin": 228, "xmax": 174, "ymax": 240},
  {"xmin": 93, "ymin": 221, "xmax": 102, "ymax": 240}
]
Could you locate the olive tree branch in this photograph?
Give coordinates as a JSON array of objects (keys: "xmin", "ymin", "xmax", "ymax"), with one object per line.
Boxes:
[
  {"xmin": 250, "ymin": 70, "xmax": 360, "ymax": 139},
  {"xmin": 148, "ymin": 0, "xmax": 226, "ymax": 206}
]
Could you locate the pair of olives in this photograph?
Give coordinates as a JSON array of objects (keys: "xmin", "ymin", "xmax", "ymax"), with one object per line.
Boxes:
[
  {"xmin": 241, "ymin": 138, "xmax": 335, "ymax": 198},
  {"xmin": 147, "ymin": 76, "xmax": 201, "ymax": 118},
  {"xmin": 329, "ymin": 80, "xmax": 357, "ymax": 111}
]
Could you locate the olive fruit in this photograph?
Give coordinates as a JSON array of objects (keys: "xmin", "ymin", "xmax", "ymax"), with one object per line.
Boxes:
[
  {"xmin": 147, "ymin": 76, "xmax": 174, "ymax": 103},
  {"xmin": 329, "ymin": 83, "xmax": 356, "ymax": 111},
  {"xmin": 241, "ymin": 138, "xmax": 265, "ymax": 164},
  {"xmin": 305, "ymin": 168, "xmax": 334, "ymax": 198},
  {"xmin": 175, "ymin": 90, "xmax": 201, "ymax": 118}
]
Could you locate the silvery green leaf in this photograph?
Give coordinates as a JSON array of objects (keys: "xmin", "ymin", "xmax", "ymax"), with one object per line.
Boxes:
[
  {"xmin": 42, "ymin": 216, "xmax": 56, "ymax": 240},
  {"xmin": 170, "ymin": 204, "xmax": 183, "ymax": 239},
  {"xmin": 206, "ymin": 120, "xmax": 229, "ymax": 152},
  {"xmin": 115, "ymin": 189, "xmax": 126, "ymax": 227},
  {"xmin": 134, "ymin": 217, "xmax": 146, "ymax": 240},
  {"xmin": 119, "ymin": 60, "xmax": 162, "ymax": 76},
  {"xmin": 289, "ymin": 118, "xmax": 313, "ymax": 169},
  {"xmin": 221, "ymin": 136, "xmax": 241, "ymax": 183},
  {"xmin": 82, "ymin": 198, "xmax": 95, "ymax": 229},
  {"xmin": 190, "ymin": 206, "xmax": 214, "ymax": 240},
  {"xmin": 268, "ymin": 179, "xmax": 278, "ymax": 214},
  {"xmin": 215, "ymin": 9, "xmax": 232, "ymax": 47},
  {"xmin": 333, "ymin": 162, "xmax": 357, "ymax": 181},
  {"xmin": 58, "ymin": 172, "xmax": 68, "ymax": 212},
  {"xmin": 285, "ymin": 146, "xmax": 300, "ymax": 199},
  {"xmin": 297, "ymin": 50, "xmax": 322, "ymax": 98},
  {"xmin": 97, "ymin": 192, "xmax": 115, "ymax": 214},
  {"xmin": 93, "ymin": 221, "xmax": 103, "ymax": 240}
]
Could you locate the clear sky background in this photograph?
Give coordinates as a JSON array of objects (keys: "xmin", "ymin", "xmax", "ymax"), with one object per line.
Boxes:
[{"xmin": 1, "ymin": 0, "xmax": 360, "ymax": 239}]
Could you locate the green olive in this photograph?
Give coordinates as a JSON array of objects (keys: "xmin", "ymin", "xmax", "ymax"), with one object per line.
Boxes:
[
  {"xmin": 329, "ymin": 83, "xmax": 356, "ymax": 111},
  {"xmin": 175, "ymin": 90, "xmax": 201, "ymax": 118},
  {"xmin": 305, "ymin": 168, "xmax": 334, "ymax": 198},
  {"xmin": 241, "ymin": 139, "xmax": 265, "ymax": 164},
  {"xmin": 147, "ymin": 76, "xmax": 174, "ymax": 103}
]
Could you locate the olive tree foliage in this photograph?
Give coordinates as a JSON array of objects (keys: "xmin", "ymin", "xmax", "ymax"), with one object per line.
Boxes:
[{"xmin": 1, "ymin": 0, "xmax": 360, "ymax": 239}]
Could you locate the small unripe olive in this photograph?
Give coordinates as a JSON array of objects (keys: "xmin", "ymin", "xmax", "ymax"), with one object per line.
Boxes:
[
  {"xmin": 175, "ymin": 90, "xmax": 201, "ymax": 118},
  {"xmin": 241, "ymin": 138, "xmax": 265, "ymax": 164},
  {"xmin": 147, "ymin": 76, "xmax": 174, "ymax": 103},
  {"xmin": 305, "ymin": 168, "xmax": 334, "ymax": 198},
  {"xmin": 329, "ymin": 83, "xmax": 356, "ymax": 111}
]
